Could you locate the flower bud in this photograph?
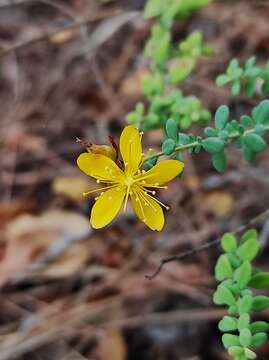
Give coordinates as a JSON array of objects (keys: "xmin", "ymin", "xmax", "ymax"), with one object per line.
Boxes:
[{"xmin": 87, "ymin": 144, "xmax": 116, "ymax": 161}]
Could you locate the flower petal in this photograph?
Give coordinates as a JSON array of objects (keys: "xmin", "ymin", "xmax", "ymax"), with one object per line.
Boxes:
[
  {"xmin": 131, "ymin": 189, "xmax": 164, "ymax": 231},
  {"xmin": 120, "ymin": 125, "xmax": 142, "ymax": 175},
  {"xmin": 77, "ymin": 153, "xmax": 123, "ymax": 181},
  {"xmin": 90, "ymin": 187, "xmax": 125, "ymax": 228},
  {"xmin": 140, "ymin": 160, "xmax": 184, "ymax": 185}
]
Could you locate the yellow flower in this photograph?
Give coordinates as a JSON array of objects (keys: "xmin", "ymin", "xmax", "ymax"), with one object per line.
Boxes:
[{"xmin": 77, "ymin": 125, "xmax": 184, "ymax": 231}]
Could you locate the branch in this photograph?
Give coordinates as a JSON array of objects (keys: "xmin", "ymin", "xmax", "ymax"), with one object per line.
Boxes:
[
  {"xmin": 0, "ymin": 9, "xmax": 121, "ymax": 57},
  {"xmin": 146, "ymin": 207, "xmax": 269, "ymax": 280}
]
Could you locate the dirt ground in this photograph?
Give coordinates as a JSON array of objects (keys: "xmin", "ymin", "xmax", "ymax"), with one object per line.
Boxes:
[{"xmin": 0, "ymin": 1, "xmax": 269, "ymax": 359}]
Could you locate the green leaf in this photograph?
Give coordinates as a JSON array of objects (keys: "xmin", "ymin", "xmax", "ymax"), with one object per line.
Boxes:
[
  {"xmin": 222, "ymin": 334, "xmax": 240, "ymax": 349},
  {"xmin": 178, "ymin": 133, "xmax": 190, "ymax": 145},
  {"xmin": 252, "ymin": 100, "xmax": 269, "ymax": 124},
  {"xmin": 162, "ymin": 138, "xmax": 176, "ymax": 155},
  {"xmin": 245, "ymin": 56, "xmax": 256, "ymax": 69},
  {"xmin": 166, "ymin": 118, "xmax": 178, "ymax": 141},
  {"xmin": 169, "ymin": 58, "xmax": 195, "ymax": 84},
  {"xmin": 244, "ymin": 348, "xmax": 257, "ymax": 359},
  {"xmin": 248, "ymin": 272, "xmax": 269, "ymax": 289},
  {"xmin": 212, "ymin": 150, "xmax": 227, "ymax": 172},
  {"xmin": 202, "ymin": 137, "xmax": 225, "ymax": 153},
  {"xmin": 219, "ymin": 316, "xmax": 238, "ymax": 332},
  {"xmin": 143, "ymin": 157, "xmax": 158, "ymax": 171},
  {"xmin": 234, "ymin": 261, "xmax": 252, "ymax": 289},
  {"xmin": 255, "ymin": 124, "xmax": 265, "ymax": 136},
  {"xmin": 251, "ymin": 332, "xmax": 268, "ymax": 348},
  {"xmin": 243, "ymin": 146, "xmax": 255, "ymax": 161},
  {"xmin": 214, "ymin": 284, "xmax": 236, "ymax": 306},
  {"xmin": 216, "ymin": 74, "xmax": 229, "ymax": 87},
  {"xmin": 238, "ymin": 295, "xmax": 253, "ymax": 315},
  {"xmin": 239, "ymin": 328, "xmax": 252, "ymax": 347},
  {"xmin": 243, "ymin": 133, "xmax": 267, "ymax": 153},
  {"xmin": 215, "ymin": 105, "xmax": 229, "ymax": 130},
  {"xmin": 237, "ymin": 236, "xmax": 259, "ymax": 262},
  {"xmin": 232, "ymin": 81, "xmax": 241, "ymax": 96},
  {"xmin": 144, "ymin": 0, "xmax": 165, "ymax": 18},
  {"xmin": 227, "ymin": 253, "xmax": 241, "ymax": 268},
  {"xmin": 238, "ymin": 314, "xmax": 250, "ymax": 331},
  {"xmin": 204, "ymin": 127, "xmax": 217, "ymax": 137},
  {"xmin": 240, "ymin": 115, "xmax": 253, "ymax": 127},
  {"xmin": 240, "ymin": 229, "xmax": 258, "ymax": 245},
  {"xmin": 245, "ymin": 67, "xmax": 260, "ymax": 78},
  {"xmin": 244, "ymin": 81, "xmax": 255, "ymax": 97},
  {"xmin": 228, "ymin": 305, "xmax": 238, "ymax": 315},
  {"xmin": 249, "ymin": 321, "xmax": 269, "ymax": 333},
  {"xmin": 228, "ymin": 346, "xmax": 244, "ymax": 357},
  {"xmin": 215, "ymin": 255, "xmax": 233, "ymax": 281},
  {"xmin": 221, "ymin": 233, "xmax": 237, "ymax": 253},
  {"xmin": 252, "ymin": 296, "xmax": 269, "ymax": 311}
]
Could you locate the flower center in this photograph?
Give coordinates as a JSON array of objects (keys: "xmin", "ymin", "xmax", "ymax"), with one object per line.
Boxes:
[{"xmin": 124, "ymin": 176, "xmax": 134, "ymax": 187}]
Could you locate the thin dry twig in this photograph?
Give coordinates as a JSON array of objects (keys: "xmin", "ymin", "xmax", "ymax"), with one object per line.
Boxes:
[
  {"xmin": 146, "ymin": 207, "xmax": 269, "ymax": 280},
  {"xmin": 0, "ymin": 9, "xmax": 122, "ymax": 57}
]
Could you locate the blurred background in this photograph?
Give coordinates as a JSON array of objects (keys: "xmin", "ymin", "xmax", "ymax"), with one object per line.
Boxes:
[{"xmin": 1, "ymin": 0, "xmax": 269, "ymax": 359}]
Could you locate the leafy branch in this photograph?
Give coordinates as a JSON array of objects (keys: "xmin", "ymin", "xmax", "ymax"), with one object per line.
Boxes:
[
  {"xmin": 214, "ymin": 230, "xmax": 269, "ymax": 360},
  {"xmin": 146, "ymin": 207, "xmax": 269, "ymax": 280},
  {"xmin": 216, "ymin": 57, "xmax": 269, "ymax": 97},
  {"xmin": 127, "ymin": 0, "xmax": 212, "ymax": 131},
  {"xmin": 143, "ymin": 100, "xmax": 269, "ymax": 172}
]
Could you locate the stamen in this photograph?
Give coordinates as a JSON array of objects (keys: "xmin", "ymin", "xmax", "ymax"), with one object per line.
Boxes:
[
  {"xmin": 142, "ymin": 184, "xmax": 168, "ymax": 189},
  {"xmin": 82, "ymin": 184, "xmax": 117, "ymax": 197},
  {"xmin": 145, "ymin": 189, "xmax": 156, "ymax": 195},
  {"xmin": 138, "ymin": 189, "xmax": 157, "ymax": 212},
  {"xmin": 141, "ymin": 189, "xmax": 170, "ymax": 210},
  {"xmin": 123, "ymin": 184, "xmax": 131, "ymax": 212}
]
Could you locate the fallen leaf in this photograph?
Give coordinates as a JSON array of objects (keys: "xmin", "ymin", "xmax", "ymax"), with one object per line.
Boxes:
[
  {"xmin": 49, "ymin": 28, "xmax": 80, "ymax": 44},
  {"xmin": 98, "ymin": 330, "xmax": 127, "ymax": 360},
  {"xmin": 43, "ymin": 243, "xmax": 89, "ymax": 278},
  {"xmin": 0, "ymin": 201, "xmax": 35, "ymax": 228},
  {"xmin": 183, "ymin": 175, "xmax": 200, "ymax": 190},
  {"xmin": 204, "ymin": 191, "xmax": 234, "ymax": 217},
  {"xmin": 52, "ymin": 176, "xmax": 94, "ymax": 202},
  {"xmin": 0, "ymin": 210, "xmax": 90, "ymax": 285}
]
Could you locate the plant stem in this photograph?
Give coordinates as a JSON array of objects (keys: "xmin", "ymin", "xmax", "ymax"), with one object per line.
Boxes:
[
  {"xmin": 144, "ymin": 124, "xmax": 269, "ymax": 162},
  {"xmin": 144, "ymin": 141, "xmax": 199, "ymax": 162}
]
